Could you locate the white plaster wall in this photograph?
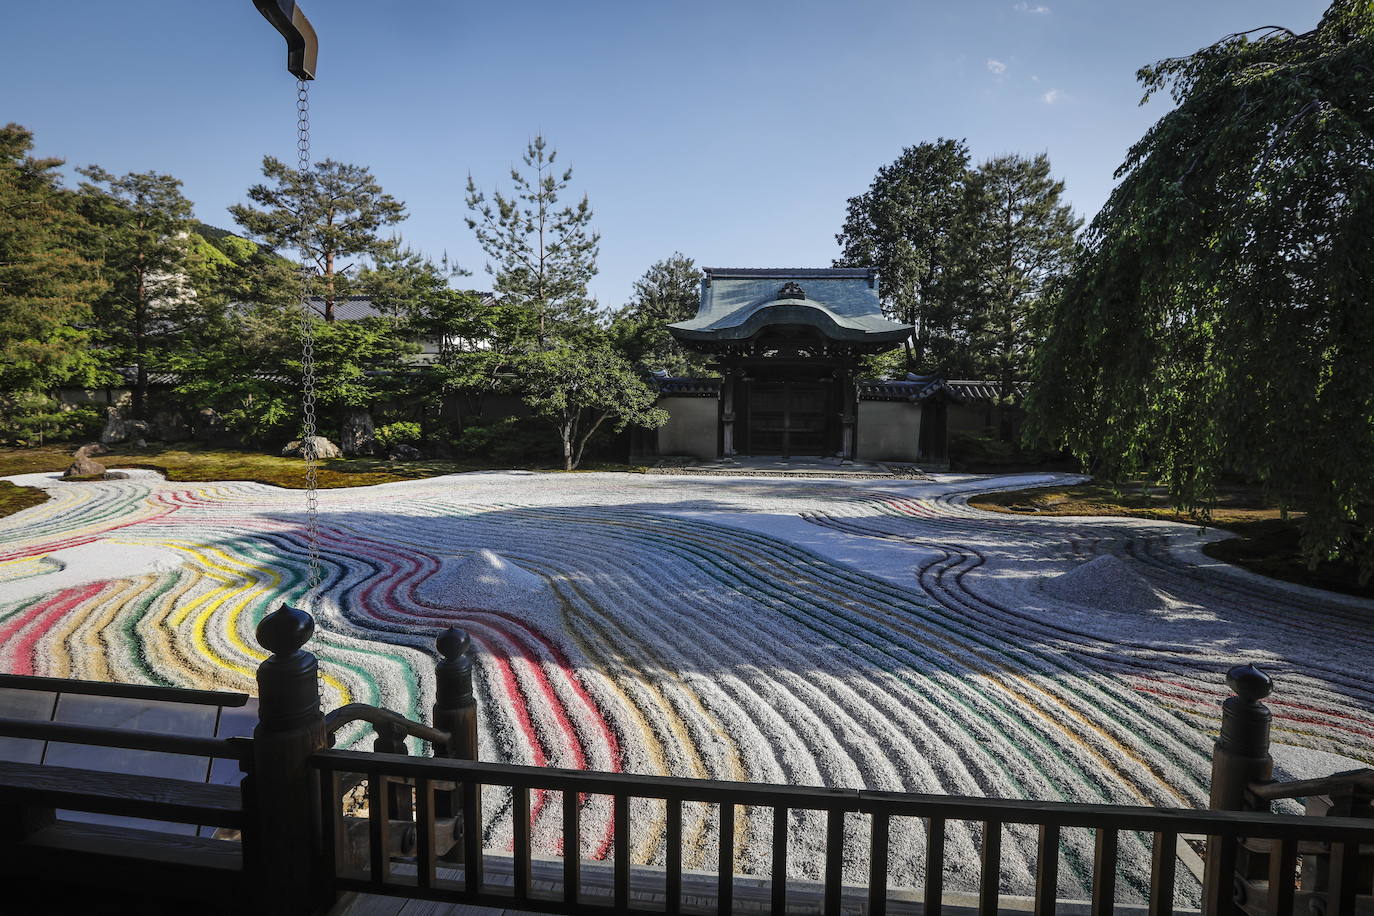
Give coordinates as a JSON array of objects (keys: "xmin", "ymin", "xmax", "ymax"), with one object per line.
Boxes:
[
  {"xmin": 856, "ymin": 400, "xmax": 921, "ymax": 462},
  {"xmin": 656, "ymin": 397, "xmax": 719, "ymax": 459}
]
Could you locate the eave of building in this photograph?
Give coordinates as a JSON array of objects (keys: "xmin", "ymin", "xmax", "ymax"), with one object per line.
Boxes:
[
  {"xmin": 669, "ymin": 300, "xmax": 912, "ymax": 345},
  {"xmin": 858, "ymin": 376, "xmax": 967, "ymax": 402},
  {"xmin": 702, "ymin": 267, "xmax": 876, "ymax": 285}
]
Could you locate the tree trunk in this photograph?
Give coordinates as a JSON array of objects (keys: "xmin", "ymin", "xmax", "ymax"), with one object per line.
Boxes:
[
  {"xmin": 562, "ymin": 421, "xmax": 574, "ymax": 471},
  {"xmin": 134, "ymin": 264, "xmax": 147, "ymax": 420},
  {"xmin": 324, "ymin": 251, "xmax": 336, "ymax": 322},
  {"xmin": 573, "ymin": 411, "xmax": 612, "ymax": 471},
  {"xmin": 998, "ymin": 354, "xmax": 1015, "ymax": 443}
]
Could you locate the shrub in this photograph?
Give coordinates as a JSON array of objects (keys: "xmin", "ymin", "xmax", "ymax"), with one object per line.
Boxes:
[
  {"xmin": 453, "ymin": 416, "xmax": 559, "ymax": 466},
  {"xmin": 948, "ymin": 431, "xmax": 1067, "ymax": 471},
  {"xmin": 0, "ymin": 393, "xmax": 100, "ymax": 447},
  {"xmin": 374, "ymin": 421, "xmax": 422, "ymax": 451}
]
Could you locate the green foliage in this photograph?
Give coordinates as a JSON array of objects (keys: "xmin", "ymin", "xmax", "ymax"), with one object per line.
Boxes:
[
  {"xmin": 188, "ymin": 232, "xmax": 234, "ymax": 269},
  {"xmin": 77, "ymin": 166, "xmax": 215, "ymax": 418},
  {"xmin": 958, "ymin": 154, "xmax": 1080, "ymax": 436},
  {"xmin": 0, "ymin": 124, "xmax": 105, "ymax": 400},
  {"xmin": 167, "ymin": 304, "xmax": 297, "ymax": 445},
  {"xmin": 837, "ymin": 141, "xmax": 1079, "ymax": 393},
  {"xmin": 357, "ymin": 247, "xmax": 470, "ymax": 323},
  {"xmin": 172, "ymin": 303, "xmax": 416, "ymax": 445},
  {"xmin": 0, "ymin": 393, "xmax": 98, "ymax": 447},
  {"xmin": 309, "ymin": 317, "xmax": 417, "ymax": 409},
  {"xmin": 375, "ymin": 421, "xmax": 422, "ymax": 451},
  {"xmin": 453, "ymin": 415, "xmax": 559, "ymax": 465},
  {"xmin": 609, "ymin": 253, "xmax": 713, "ymax": 377},
  {"xmin": 1027, "ymin": 0, "xmax": 1374, "ymax": 581},
  {"xmin": 835, "ymin": 138, "xmax": 971, "ymax": 369},
  {"xmin": 948, "ymin": 430, "xmax": 1064, "ymax": 471},
  {"xmin": 516, "ymin": 338, "xmax": 668, "ymax": 470},
  {"xmin": 193, "ymin": 221, "xmax": 268, "ymax": 262},
  {"xmin": 229, "ymin": 157, "xmax": 406, "ymax": 321},
  {"xmin": 466, "ymin": 135, "xmax": 600, "ymax": 346},
  {"xmin": 856, "ymin": 348, "xmax": 910, "ymax": 381}
]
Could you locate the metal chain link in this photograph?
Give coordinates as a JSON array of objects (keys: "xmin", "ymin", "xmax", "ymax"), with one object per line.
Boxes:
[{"xmin": 295, "ymin": 78, "xmax": 322, "ymax": 594}]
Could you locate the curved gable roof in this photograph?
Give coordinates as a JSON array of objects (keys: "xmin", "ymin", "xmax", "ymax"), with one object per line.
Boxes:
[{"xmin": 668, "ymin": 268, "xmax": 912, "ymax": 344}]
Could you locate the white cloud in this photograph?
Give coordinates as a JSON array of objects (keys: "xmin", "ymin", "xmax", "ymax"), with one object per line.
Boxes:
[
  {"xmin": 1042, "ymin": 88, "xmax": 1065, "ymax": 104},
  {"xmin": 1030, "ymin": 74, "xmax": 1041, "ymax": 83},
  {"xmin": 1014, "ymin": 2, "xmax": 1051, "ymax": 13},
  {"xmin": 986, "ymin": 59, "xmax": 1007, "ymax": 75}
]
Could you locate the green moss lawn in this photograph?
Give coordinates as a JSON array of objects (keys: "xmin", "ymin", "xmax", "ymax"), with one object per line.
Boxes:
[
  {"xmin": 969, "ymin": 482, "xmax": 1372, "ymax": 599},
  {"xmin": 0, "ymin": 443, "xmax": 642, "ymax": 519}
]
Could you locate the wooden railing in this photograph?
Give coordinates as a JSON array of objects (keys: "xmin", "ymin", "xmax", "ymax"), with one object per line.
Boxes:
[
  {"xmin": 0, "ymin": 714, "xmax": 250, "ymax": 761},
  {"xmin": 0, "ymin": 605, "xmax": 1370, "ymax": 915},
  {"xmin": 311, "ymin": 750, "xmax": 1374, "ymax": 916}
]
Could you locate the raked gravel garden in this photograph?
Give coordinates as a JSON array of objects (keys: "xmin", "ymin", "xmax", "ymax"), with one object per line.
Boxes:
[{"xmin": 2, "ymin": 467, "xmax": 1371, "ymax": 905}]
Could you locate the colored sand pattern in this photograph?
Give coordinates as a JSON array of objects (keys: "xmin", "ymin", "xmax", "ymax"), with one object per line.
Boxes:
[{"xmin": 1, "ymin": 468, "xmax": 1371, "ymax": 905}]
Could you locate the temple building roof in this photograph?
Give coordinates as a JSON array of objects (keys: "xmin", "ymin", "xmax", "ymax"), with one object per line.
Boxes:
[
  {"xmin": 668, "ymin": 267, "xmax": 913, "ymax": 346},
  {"xmin": 858, "ymin": 374, "xmax": 967, "ymax": 402}
]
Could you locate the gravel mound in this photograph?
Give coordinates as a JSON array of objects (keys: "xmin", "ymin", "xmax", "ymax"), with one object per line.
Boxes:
[
  {"xmin": 1043, "ymin": 554, "xmax": 1167, "ymax": 613},
  {"xmin": 417, "ymin": 549, "xmax": 557, "ymax": 620}
]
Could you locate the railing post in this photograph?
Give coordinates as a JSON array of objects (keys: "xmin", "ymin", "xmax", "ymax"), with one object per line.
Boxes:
[
  {"xmin": 432, "ymin": 628, "xmax": 477, "ymax": 865},
  {"xmin": 252, "ymin": 605, "xmax": 330, "ymax": 915},
  {"xmin": 1202, "ymin": 663, "xmax": 1273, "ymax": 916},
  {"xmin": 433, "ymin": 628, "xmax": 477, "ymax": 761}
]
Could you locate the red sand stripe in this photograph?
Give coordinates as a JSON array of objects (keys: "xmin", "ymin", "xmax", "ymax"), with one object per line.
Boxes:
[{"xmin": 0, "ymin": 583, "xmax": 107, "ymax": 675}]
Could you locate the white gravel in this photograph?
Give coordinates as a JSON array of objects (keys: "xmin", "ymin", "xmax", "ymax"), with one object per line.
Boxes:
[{"xmin": 2, "ymin": 467, "xmax": 1370, "ymax": 904}]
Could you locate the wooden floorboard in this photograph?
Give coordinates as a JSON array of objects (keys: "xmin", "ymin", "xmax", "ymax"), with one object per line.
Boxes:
[
  {"xmin": 330, "ymin": 892, "xmax": 513, "ymax": 916},
  {"xmin": 398, "ymin": 900, "xmax": 508, "ymax": 916},
  {"xmin": 330, "ymin": 892, "xmax": 408, "ymax": 915}
]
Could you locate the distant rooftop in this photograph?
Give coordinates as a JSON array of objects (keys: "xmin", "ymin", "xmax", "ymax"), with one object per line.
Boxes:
[{"xmin": 307, "ymin": 292, "xmax": 495, "ymax": 321}]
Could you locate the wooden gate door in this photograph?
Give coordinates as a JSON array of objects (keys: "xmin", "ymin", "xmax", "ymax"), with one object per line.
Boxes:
[{"xmin": 747, "ymin": 381, "xmax": 828, "ymax": 457}]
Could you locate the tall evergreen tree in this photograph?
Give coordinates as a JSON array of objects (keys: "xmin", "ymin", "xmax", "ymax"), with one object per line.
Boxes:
[
  {"xmin": 229, "ymin": 157, "xmax": 407, "ymax": 321},
  {"xmin": 1027, "ymin": 0, "xmax": 1374, "ymax": 580},
  {"xmin": 465, "ymin": 135, "xmax": 600, "ymax": 347},
  {"xmin": 959, "ymin": 153, "xmax": 1079, "ymax": 438},
  {"xmin": 834, "ymin": 139, "xmax": 971, "ymax": 370},
  {"xmin": 77, "ymin": 167, "xmax": 203, "ymax": 419},
  {"xmin": 0, "ymin": 124, "xmax": 104, "ymax": 439},
  {"xmin": 611, "ymin": 253, "xmax": 710, "ymax": 376}
]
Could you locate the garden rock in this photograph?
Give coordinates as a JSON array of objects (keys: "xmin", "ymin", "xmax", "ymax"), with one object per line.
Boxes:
[
  {"xmin": 99, "ymin": 407, "xmax": 131, "ymax": 444},
  {"xmin": 341, "ymin": 409, "xmax": 377, "ymax": 456},
  {"xmin": 73, "ymin": 442, "xmax": 109, "ymax": 459},
  {"xmin": 193, "ymin": 408, "xmax": 226, "ymax": 442},
  {"xmin": 281, "ymin": 436, "xmax": 343, "ymax": 460},
  {"xmin": 63, "ymin": 455, "xmax": 107, "ymax": 480},
  {"xmin": 389, "ymin": 444, "xmax": 422, "ymax": 461},
  {"xmin": 151, "ymin": 410, "xmax": 190, "ymax": 442}
]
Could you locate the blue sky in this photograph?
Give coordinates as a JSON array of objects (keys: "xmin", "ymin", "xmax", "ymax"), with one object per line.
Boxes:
[{"xmin": 2, "ymin": 0, "xmax": 1327, "ymax": 309}]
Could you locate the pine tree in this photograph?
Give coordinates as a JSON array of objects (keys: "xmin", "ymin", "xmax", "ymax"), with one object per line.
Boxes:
[
  {"xmin": 0, "ymin": 125, "xmax": 104, "ymax": 436},
  {"xmin": 959, "ymin": 154, "xmax": 1079, "ymax": 439},
  {"xmin": 834, "ymin": 139, "xmax": 971, "ymax": 370},
  {"xmin": 611, "ymin": 253, "xmax": 711, "ymax": 376},
  {"xmin": 78, "ymin": 167, "xmax": 203, "ymax": 419},
  {"xmin": 229, "ymin": 157, "xmax": 407, "ymax": 321},
  {"xmin": 465, "ymin": 135, "xmax": 600, "ymax": 347}
]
